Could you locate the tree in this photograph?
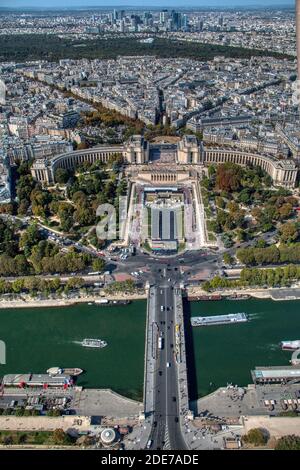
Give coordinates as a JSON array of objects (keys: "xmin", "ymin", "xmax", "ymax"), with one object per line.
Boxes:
[
  {"xmin": 208, "ymin": 165, "xmax": 216, "ymax": 179},
  {"xmin": 72, "ymin": 191, "xmax": 88, "ymax": 206},
  {"xmin": 17, "ymin": 199, "xmax": 30, "ymax": 216},
  {"xmin": 278, "ymin": 203, "xmax": 293, "ymax": 221},
  {"xmin": 74, "ymin": 207, "xmax": 94, "ymax": 226},
  {"xmin": 255, "ymin": 239, "xmax": 267, "ymax": 248},
  {"xmin": 215, "ymin": 196, "xmax": 225, "ymax": 209},
  {"xmin": 16, "ymin": 433, "xmax": 27, "ymax": 444},
  {"xmin": 16, "ymin": 174, "xmax": 36, "ymax": 206},
  {"xmin": 92, "ymin": 258, "xmax": 106, "ymax": 272},
  {"xmin": 52, "ymin": 429, "xmax": 72, "ymax": 445},
  {"xmin": 243, "ymin": 428, "xmax": 268, "ymax": 446},
  {"xmin": 275, "ymin": 435, "xmax": 300, "ymax": 450},
  {"xmin": 215, "ymin": 163, "xmax": 242, "ymax": 192},
  {"xmin": 47, "ymin": 409, "xmax": 61, "ymax": 417},
  {"xmin": 223, "ymin": 253, "xmax": 234, "ymax": 265},
  {"xmin": 1, "ymin": 435, "xmax": 13, "ymax": 445},
  {"xmin": 237, "ymin": 188, "xmax": 253, "ymax": 205},
  {"xmin": 19, "ymin": 224, "xmax": 41, "ymax": 257},
  {"xmin": 15, "ymin": 407, "xmax": 25, "ymax": 417},
  {"xmin": 58, "ymin": 202, "xmax": 75, "ymax": 232},
  {"xmin": 279, "ymin": 222, "xmax": 298, "ymax": 244},
  {"xmin": 14, "ymin": 255, "xmax": 30, "ymax": 275},
  {"xmin": 61, "ymin": 216, "xmax": 73, "ymax": 232},
  {"xmin": 55, "ymin": 168, "xmax": 71, "ymax": 184}
]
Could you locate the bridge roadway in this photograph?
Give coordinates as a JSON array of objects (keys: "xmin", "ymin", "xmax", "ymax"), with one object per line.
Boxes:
[{"xmin": 148, "ymin": 285, "xmax": 188, "ymax": 450}]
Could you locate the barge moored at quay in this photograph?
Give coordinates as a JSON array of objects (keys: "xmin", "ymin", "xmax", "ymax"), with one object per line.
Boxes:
[
  {"xmin": 93, "ymin": 299, "xmax": 131, "ymax": 306},
  {"xmin": 251, "ymin": 366, "xmax": 300, "ymax": 384},
  {"xmin": 187, "ymin": 294, "xmax": 222, "ymax": 301}
]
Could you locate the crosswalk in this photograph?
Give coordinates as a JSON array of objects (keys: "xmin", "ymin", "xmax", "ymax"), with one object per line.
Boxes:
[{"xmin": 163, "ymin": 425, "xmax": 171, "ymax": 450}]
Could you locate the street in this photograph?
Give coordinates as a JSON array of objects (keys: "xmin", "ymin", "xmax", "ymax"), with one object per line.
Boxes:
[{"xmin": 150, "ymin": 284, "xmax": 187, "ymax": 450}]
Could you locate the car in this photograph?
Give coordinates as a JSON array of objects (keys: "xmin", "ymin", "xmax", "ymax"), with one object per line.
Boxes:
[
  {"xmin": 175, "ymin": 417, "xmax": 179, "ymax": 423},
  {"xmin": 160, "ymin": 306, "xmax": 164, "ymax": 312},
  {"xmin": 172, "ymin": 397, "xmax": 176, "ymax": 402},
  {"xmin": 159, "ymin": 371, "xmax": 162, "ymax": 376},
  {"xmin": 146, "ymin": 439, "xmax": 153, "ymax": 449},
  {"xmin": 166, "ymin": 362, "xmax": 171, "ymax": 368}
]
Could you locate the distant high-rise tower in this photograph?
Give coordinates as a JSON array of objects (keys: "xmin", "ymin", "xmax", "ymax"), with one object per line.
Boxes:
[
  {"xmin": 0, "ymin": 79, "xmax": 6, "ymax": 105},
  {"xmin": 160, "ymin": 10, "xmax": 168, "ymax": 24}
]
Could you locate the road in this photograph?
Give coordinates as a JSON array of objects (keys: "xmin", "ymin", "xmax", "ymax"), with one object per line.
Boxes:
[{"xmin": 150, "ymin": 284, "xmax": 187, "ymax": 450}]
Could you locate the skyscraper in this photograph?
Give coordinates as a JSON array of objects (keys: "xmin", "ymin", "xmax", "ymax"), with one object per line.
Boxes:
[
  {"xmin": 160, "ymin": 10, "xmax": 168, "ymax": 25},
  {"xmin": 0, "ymin": 79, "xmax": 6, "ymax": 105}
]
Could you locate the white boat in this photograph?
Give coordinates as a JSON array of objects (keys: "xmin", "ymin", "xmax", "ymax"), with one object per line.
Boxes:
[
  {"xmin": 47, "ymin": 367, "xmax": 83, "ymax": 376},
  {"xmin": 281, "ymin": 340, "xmax": 300, "ymax": 351},
  {"xmin": 95, "ymin": 299, "xmax": 109, "ymax": 305},
  {"xmin": 191, "ymin": 313, "xmax": 248, "ymax": 327},
  {"xmin": 81, "ymin": 338, "xmax": 107, "ymax": 348}
]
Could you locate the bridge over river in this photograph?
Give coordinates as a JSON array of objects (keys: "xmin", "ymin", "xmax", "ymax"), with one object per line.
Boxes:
[{"xmin": 143, "ymin": 285, "xmax": 193, "ymax": 450}]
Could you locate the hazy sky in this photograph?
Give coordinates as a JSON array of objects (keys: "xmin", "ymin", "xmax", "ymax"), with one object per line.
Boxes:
[{"xmin": 0, "ymin": 0, "xmax": 295, "ymax": 9}]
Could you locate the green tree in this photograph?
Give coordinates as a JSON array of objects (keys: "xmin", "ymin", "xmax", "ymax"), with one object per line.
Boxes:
[
  {"xmin": 92, "ymin": 258, "xmax": 106, "ymax": 272},
  {"xmin": 223, "ymin": 253, "xmax": 234, "ymax": 265},
  {"xmin": 52, "ymin": 429, "xmax": 72, "ymax": 445},
  {"xmin": 275, "ymin": 435, "xmax": 300, "ymax": 450},
  {"xmin": 243, "ymin": 428, "xmax": 268, "ymax": 446},
  {"xmin": 279, "ymin": 222, "xmax": 298, "ymax": 244},
  {"xmin": 55, "ymin": 168, "xmax": 71, "ymax": 184}
]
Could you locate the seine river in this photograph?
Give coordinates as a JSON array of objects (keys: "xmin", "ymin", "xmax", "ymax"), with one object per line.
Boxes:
[
  {"xmin": 0, "ymin": 301, "xmax": 146, "ymax": 401},
  {"xmin": 188, "ymin": 299, "xmax": 299, "ymax": 398},
  {"xmin": 0, "ymin": 299, "xmax": 298, "ymax": 399}
]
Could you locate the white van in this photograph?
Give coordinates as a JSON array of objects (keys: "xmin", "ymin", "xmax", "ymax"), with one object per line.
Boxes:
[{"xmin": 146, "ymin": 439, "xmax": 153, "ymax": 449}]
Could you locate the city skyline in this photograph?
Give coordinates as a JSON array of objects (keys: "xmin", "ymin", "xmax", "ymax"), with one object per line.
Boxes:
[
  {"xmin": 0, "ymin": 0, "xmax": 295, "ymax": 11},
  {"xmin": 1, "ymin": 0, "xmax": 300, "ymax": 455}
]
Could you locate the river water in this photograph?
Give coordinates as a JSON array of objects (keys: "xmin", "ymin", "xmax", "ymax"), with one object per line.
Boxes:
[
  {"xmin": 188, "ymin": 299, "xmax": 299, "ymax": 398},
  {"xmin": 0, "ymin": 299, "xmax": 298, "ymax": 400},
  {"xmin": 0, "ymin": 301, "xmax": 146, "ymax": 401}
]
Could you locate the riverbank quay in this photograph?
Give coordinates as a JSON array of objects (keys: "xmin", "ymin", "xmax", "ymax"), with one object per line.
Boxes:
[
  {"xmin": 187, "ymin": 286, "xmax": 300, "ymax": 301},
  {"xmin": 0, "ymin": 388, "xmax": 143, "ymax": 420},
  {"xmin": 242, "ymin": 415, "xmax": 300, "ymax": 439},
  {"xmin": 0, "ymin": 387, "xmax": 149, "ymax": 450},
  {"xmin": 2, "ymin": 284, "xmax": 300, "ymax": 309},
  {"xmin": 0, "ymin": 291, "xmax": 147, "ymax": 309},
  {"xmin": 194, "ymin": 383, "xmax": 300, "ymax": 419},
  {"xmin": 0, "ymin": 415, "xmax": 91, "ymax": 432}
]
